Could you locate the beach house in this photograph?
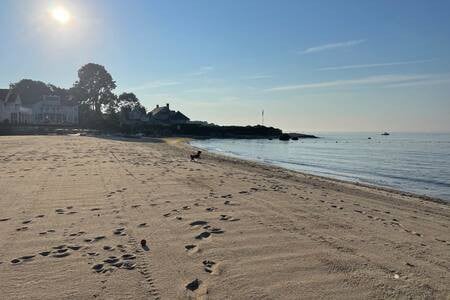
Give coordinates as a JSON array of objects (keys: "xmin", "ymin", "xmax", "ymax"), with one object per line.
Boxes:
[
  {"xmin": 0, "ymin": 89, "xmax": 78, "ymax": 125},
  {"xmin": 148, "ymin": 103, "xmax": 190, "ymax": 124}
]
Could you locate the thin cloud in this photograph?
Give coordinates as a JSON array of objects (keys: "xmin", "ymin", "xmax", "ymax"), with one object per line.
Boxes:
[
  {"xmin": 127, "ymin": 80, "xmax": 181, "ymax": 91},
  {"xmin": 243, "ymin": 74, "xmax": 273, "ymax": 80},
  {"xmin": 187, "ymin": 66, "xmax": 214, "ymax": 76},
  {"xmin": 385, "ymin": 77, "xmax": 450, "ymax": 88},
  {"xmin": 318, "ymin": 59, "xmax": 434, "ymax": 71},
  {"xmin": 299, "ymin": 39, "xmax": 366, "ymax": 54},
  {"xmin": 265, "ymin": 74, "xmax": 436, "ymax": 92}
]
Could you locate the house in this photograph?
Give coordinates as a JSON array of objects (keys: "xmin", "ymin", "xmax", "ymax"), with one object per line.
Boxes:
[
  {"xmin": 31, "ymin": 95, "xmax": 78, "ymax": 125},
  {"xmin": 148, "ymin": 103, "xmax": 190, "ymax": 124},
  {"xmin": 0, "ymin": 89, "xmax": 32, "ymax": 124},
  {"xmin": 0, "ymin": 89, "xmax": 78, "ymax": 125},
  {"xmin": 120, "ymin": 106, "xmax": 148, "ymax": 125}
]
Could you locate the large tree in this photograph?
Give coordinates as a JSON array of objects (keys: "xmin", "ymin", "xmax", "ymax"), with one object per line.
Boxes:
[
  {"xmin": 72, "ymin": 63, "xmax": 117, "ymax": 113},
  {"xmin": 9, "ymin": 79, "xmax": 51, "ymax": 105}
]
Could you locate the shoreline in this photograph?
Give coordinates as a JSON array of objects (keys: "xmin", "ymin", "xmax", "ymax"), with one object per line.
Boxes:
[{"xmin": 183, "ymin": 138, "xmax": 449, "ymax": 206}]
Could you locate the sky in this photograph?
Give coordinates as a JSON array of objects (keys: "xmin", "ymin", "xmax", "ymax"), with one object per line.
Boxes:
[{"xmin": 1, "ymin": 0, "xmax": 450, "ymax": 132}]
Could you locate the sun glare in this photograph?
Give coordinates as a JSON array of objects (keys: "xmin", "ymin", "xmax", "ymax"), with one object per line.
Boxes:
[{"xmin": 51, "ymin": 7, "xmax": 71, "ymax": 24}]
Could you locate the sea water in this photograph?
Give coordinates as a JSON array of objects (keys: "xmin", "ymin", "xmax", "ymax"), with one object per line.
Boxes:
[{"xmin": 190, "ymin": 133, "xmax": 450, "ymax": 201}]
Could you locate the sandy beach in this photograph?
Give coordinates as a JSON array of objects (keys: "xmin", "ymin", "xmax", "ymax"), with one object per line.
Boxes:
[{"xmin": 0, "ymin": 135, "xmax": 449, "ymax": 299}]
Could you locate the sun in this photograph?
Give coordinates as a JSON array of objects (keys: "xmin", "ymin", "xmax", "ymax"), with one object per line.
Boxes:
[{"xmin": 51, "ymin": 7, "xmax": 71, "ymax": 24}]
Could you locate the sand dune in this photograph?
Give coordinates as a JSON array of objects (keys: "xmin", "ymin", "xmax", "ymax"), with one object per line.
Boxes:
[{"xmin": 0, "ymin": 135, "xmax": 449, "ymax": 299}]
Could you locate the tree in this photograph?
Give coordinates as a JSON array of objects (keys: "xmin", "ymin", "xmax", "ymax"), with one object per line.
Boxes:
[
  {"xmin": 118, "ymin": 92, "xmax": 140, "ymax": 110},
  {"xmin": 72, "ymin": 63, "xmax": 117, "ymax": 114},
  {"xmin": 47, "ymin": 84, "xmax": 69, "ymax": 98},
  {"xmin": 9, "ymin": 79, "xmax": 51, "ymax": 105}
]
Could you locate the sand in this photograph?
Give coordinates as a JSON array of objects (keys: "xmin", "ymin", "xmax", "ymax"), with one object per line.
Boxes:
[{"xmin": 0, "ymin": 135, "xmax": 449, "ymax": 299}]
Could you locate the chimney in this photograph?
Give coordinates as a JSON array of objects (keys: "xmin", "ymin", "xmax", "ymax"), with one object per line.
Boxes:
[{"xmin": 166, "ymin": 103, "xmax": 169, "ymax": 109}]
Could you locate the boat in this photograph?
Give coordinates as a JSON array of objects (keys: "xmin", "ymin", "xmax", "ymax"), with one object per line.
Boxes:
[{"xmin": 381, "ymin": 132, "xmax": 390, "ymax": 136}]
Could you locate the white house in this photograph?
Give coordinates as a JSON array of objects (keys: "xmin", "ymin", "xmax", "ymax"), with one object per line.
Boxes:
[
  {"xmin": 0, "ymin": 90, "xmax": 32, "ymax": 124},
  {"xmin": 31, "ymin": 95, "xmax": 78, "ymax": 125},
  {"xmin": 0, "ymin": 89, "xmax": 78, "ymax": 125}
]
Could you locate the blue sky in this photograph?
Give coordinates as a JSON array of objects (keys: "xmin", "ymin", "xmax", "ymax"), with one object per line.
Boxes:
[{"xmin": 1, "ymin": 0, "xmax": 450, "ymax": 132}]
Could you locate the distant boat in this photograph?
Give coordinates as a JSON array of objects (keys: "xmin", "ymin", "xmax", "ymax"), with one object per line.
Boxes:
[{"xmin": 381, "ymin": 132, "xmax": 390, "ymax": 136}]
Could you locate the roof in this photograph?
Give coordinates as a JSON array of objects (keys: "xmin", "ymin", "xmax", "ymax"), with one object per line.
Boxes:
[
  {"xmin": 0, "ymin": 89, "xmax": 9, "ymax": 102},
  {"xmin": 5, "ymin": 91, "xmax": 19, "ymax": 103},
  {"xmin": 150, "ymin": 105, "xmax": 170, "ymax": 117},
  {"xmin": 149, "ymin": 104, "xmax": 190, "ymax": 122},
  {"xmin": 173, "ymin": 111, "xmax": 189, "ymax": 121}
]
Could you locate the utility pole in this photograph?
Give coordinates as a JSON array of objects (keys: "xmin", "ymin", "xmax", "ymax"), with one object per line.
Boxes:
[{"xmin": 262, "ymin": 109, "xmax": 264, "ymax": 126}]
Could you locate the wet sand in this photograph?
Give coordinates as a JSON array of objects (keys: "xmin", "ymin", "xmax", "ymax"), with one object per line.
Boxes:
[{"xmin": 0, "ymin": 135, "xmax": 449, "ymax": 299}]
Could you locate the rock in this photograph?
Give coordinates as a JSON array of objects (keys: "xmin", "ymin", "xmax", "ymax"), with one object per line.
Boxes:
[{"xmin": 279, "ymin": 133, "xmax": 291, "ymax": 141}]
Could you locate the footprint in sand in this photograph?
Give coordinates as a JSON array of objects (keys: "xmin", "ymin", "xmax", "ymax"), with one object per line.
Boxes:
[
  {"xmin": 195, "ymin": 232, "xmax": 211, "ymax": 240},
  {"xmin": 103, "ymin": 245, "xmax": 115, "ymax": 251},
  {"xmin": 113, "ymin": 228, "xmax": 126, "ymax": 236},
  {"xmin": 92, "ymin": 263, "xmax": 104, "ymax": 273},
  {"xmin": 185, "ymin": 244, "xmax": 199, "ymax": 254},
  {"xmin": 52, "ymin": 251, "xmax": 71, "ymax": 258},
  {"xmin": 20, "ymin": 255, "xmax": 35, "ymax": 261},
  {"xmin": 185, "ymin": 279, "xmax": 201, "ymax": 291},
  {"xmin": 203, "ymin": 260, "xmax": 219, "ymax": 274},
  {"xmin": 11, "ymin": 255, "xmax": 35, "ymax": 264},
  {"xmin": 209, "ymin": 228, "xmax": 225, "ymax": 234},
  {"xmin": 219, "ymin": 215, "xmax": 240, "ymax": 222},
  {"xmin": 190, "ymin": 221, "xmax": 208, "ymax": 227},
  {"xmin": 224, "ymin": 200, "xmax": 240, "ymax": 206},
  {"xmin": 68, "ymin": 245, "xmax": 82, "ymax": 250}
]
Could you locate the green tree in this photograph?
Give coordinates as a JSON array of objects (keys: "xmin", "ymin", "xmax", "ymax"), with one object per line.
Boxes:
[
  {"xmin": 118, "ymin": 92, "xmax": 140, "ymax": 110},
  {"xmin": 47, "ymin": 84, "xmax": 70, "ymax": 98},
  {"xmin": 9, "ymin": 79, "xmax": 51, "ymax": 105},
  {"xmin": 72, "ymin": 63, "xmax": 117, "ymax": 114}
]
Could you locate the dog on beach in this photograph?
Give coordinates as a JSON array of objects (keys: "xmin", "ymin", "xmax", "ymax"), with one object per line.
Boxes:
[{"xmin": 190, "ymin": 151, "xmax": 202, "ymax": 161}]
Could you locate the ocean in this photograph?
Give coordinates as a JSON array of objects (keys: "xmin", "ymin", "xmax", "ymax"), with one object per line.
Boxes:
[{"xmin": 190, "ymin": 132, "xmax": 450, "ymax": 201}]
